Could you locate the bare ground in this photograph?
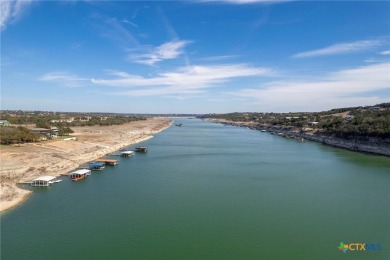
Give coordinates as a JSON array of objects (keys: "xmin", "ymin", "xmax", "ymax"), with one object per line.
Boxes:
[{"xmin": 0, "ymin": 117, "xmax": 172, "ymax": 212}]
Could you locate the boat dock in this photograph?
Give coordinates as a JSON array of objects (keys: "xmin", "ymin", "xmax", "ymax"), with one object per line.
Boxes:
[
  {"xmin": 18, "ymin": 176, "xmax": 61, "ymax": 187},
  {"xmin": 69, "ymin": 169, "xmax": 91, "ymax": 181},
  {"xmin": 135, "ymin": 146, "xmax": 148, "ymax": 153},
  {"xmin": 120, "ymin": 151, "xmax": 135, "ymax": 157},
  {"xmin": 96, "ymin": 158, "xmax": 119, "ymax": 166},
  {"xmin": 89, "ymin": 162, "xmax": 105, "ymax": 170}
]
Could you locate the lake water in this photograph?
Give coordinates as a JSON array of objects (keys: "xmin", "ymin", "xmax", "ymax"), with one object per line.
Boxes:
[{"xmin": 1, "ymin": 118, "xmax": 389, "ymax": 259}]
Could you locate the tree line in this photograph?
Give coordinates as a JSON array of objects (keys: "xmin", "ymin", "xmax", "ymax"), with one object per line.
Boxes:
[{"xmin": 200, "ymin": 103, "xmax": 390, "ymax": 138}]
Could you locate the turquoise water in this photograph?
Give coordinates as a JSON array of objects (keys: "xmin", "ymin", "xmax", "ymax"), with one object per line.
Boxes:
[{"xmin": 1, "ymin": 118, "xmax": 389, "ymax": 259}]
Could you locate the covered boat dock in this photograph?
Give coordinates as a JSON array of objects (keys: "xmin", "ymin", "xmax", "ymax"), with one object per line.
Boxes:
[
  {"xmin": 120, "ymin": 151, "xmax": 135, "ymax": 157},
  {"xmin": 69, "ymin": 169, "xmax": 91, "ymax": 181},
  {"xmin": 135, "ymin": 146, "xmax": 148, "ymax": 153},
  {"xmin": 89, "ymin": 162, "xmax": 105, "ymax": 170},
  {"xmin": 96, "ymin": 158, "xmax": 119, "ymax": 166},
  {"xmin": 31, "ymin": 176, "xmax": 58, "ymax": 187}
]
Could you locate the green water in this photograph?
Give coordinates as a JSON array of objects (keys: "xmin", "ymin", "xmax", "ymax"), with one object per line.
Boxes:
[{"xmin": 1, "ymin": 118, "xmax": 389, "ymax": 259}]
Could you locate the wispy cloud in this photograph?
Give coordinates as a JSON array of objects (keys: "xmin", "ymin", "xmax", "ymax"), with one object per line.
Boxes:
[
  {"xmin": 293, "ymin": 40, "xmax": 384, "ymax": 58},
  {"xmin": 95, "ymin": 16, "xmax": 139, "ymax": 50},
  {"xmin": 92, "ymin": 64, "xmax": 274, "ymax": 96},
  {"xmin": 200, "ymin": 55, "xmax": 240, "ymax": 61},
  {"xmin": 122, "ymin": 18, "xmax": 138, "ymax": 28},
  {"xmin": 380, "ymin": 50, "xmax": 390, "ymax": 55},
  {"xmin": 40, "ymin": 72, "xmax": 89, "ymax": 87},
  {"xmin": 198, "ymin": 0, "xmax": 291, "ymax": 4},
  {"xmin": 230, "ymin": 62, "xmax": 390, "ymax": 111},
  {"xmin": 127, "ymin": 40, "xmax": 192, "ymax": 66},
  {"xmin": 0, "ymin": 0, "xmax": 31, "ymax": 31}
]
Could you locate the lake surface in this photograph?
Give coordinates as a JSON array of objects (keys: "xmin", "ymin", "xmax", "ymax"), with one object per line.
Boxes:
[{"xmin": 2, "ymin": 118, "xmax": 389, "ymax": 259}]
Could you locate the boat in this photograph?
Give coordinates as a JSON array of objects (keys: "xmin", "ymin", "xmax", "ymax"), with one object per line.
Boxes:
[
  {"xmin": 71, "ymin": 176, "xmax": 84, "ymax": 181},
  {"xmin": 261, "ymin": 129, "xmax": 266, "ymax": 132},
  {"xmin": 135, "ymin": 146, "xmax": 148, "ymax": 152},
  {"xmin": 175, "ymin": 123, "xmax": 182, "ymax": 127}
]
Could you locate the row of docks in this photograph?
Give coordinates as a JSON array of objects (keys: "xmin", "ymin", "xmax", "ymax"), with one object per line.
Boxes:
[{"xmin": 21, "ymin": 147, "xmax": 148, "ymax": 186}]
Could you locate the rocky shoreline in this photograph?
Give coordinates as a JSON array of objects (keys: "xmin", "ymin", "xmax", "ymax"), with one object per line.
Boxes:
[{"xmin": 208, "ymin": 119, "xmax": 390, "ymax": 157}]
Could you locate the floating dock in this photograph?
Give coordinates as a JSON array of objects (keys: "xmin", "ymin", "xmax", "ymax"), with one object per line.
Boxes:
[
  {"xmin": 69, "ymin": 169, "xmax": 91, "ymax": 181},
  {"xmin": 31, "ymin": 176, "xmax": 59, "ymax": 187},
  {"xmin": 96, "ymin": 158, "xmax": 119, "ymax": 166},
  {"xmin": 135, "ymin": 146, "xmax": 148, "ymax": 153},
  {"xmin": 120, "ymin": 151, "xmax": 135, "ymax": 157},
  {"xmin": 89, "ymin": 162, "xmax": 105, "ymax": 170}
]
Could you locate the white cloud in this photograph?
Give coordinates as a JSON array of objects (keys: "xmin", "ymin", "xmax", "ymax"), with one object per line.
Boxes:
[
  {"xmin": 293, "ymin": 40, "xmax": 384, "ymax": 58},
  {"xmin": 128, "ymin": 40, "xmax": 192, "ymax": 66},
  {"xmin": 40, "ymin": 72, "xmax": 89, "ymax": 87},
  {"xmin": 230, "ymin": 62, "xmax": 390, "ymax": 111},
  {"xmin": 92, "ymin": 64, "xmax": 274, "ymax": 96},
  {"xmin": 0, "ymin": 0, "xmax": 31, "ymax": 31},
  {"xmin": 380, "ymin": 50, "xmax": 390, "ymax": 55}
]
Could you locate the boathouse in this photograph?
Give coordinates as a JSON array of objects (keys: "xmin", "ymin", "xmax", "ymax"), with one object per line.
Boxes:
[
  {"xmin": 69, "ymin": 169, "xmax": 91, "ymax": 181},
  {"xmin": 96, "ymin": 158, "xmax": 119, "ymax": 166},
  {"xmin": 135, "ymin": 146, "xmax": 148, "ymax": 153},
  {"xmin": 31, "ymin": 176, "xmax": 57, "ymax": 187},
  {"xmin": 89, "ymin": 162, "xmax": 105, "ymax": 170},
  {"xmin": 120, "ymin": 151, "xmax": 135, "ymax": 157}
]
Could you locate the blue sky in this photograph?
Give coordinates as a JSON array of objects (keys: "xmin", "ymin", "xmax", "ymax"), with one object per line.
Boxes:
[{"xmin": 1, "ymin": 0, "xmax": 389, "ymax": 113}]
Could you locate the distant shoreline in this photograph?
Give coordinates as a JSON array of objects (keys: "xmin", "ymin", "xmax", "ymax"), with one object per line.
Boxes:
[
  {"xmin": 207, "ymin": 119, "xmax": 390, "ymax": 157},
  {"xmin": 0, "ymin": 117, "xmax": 173, "ymax": 213}
]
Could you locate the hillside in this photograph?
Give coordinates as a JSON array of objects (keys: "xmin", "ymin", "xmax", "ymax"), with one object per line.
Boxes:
[{"xmin": 200, "ymin": 103, "xmax": 390, "ymax": 156}]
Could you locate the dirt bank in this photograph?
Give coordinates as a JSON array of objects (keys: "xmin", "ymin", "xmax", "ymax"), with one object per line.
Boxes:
[{"xmin": 0, "ymin": 117, "xmax": 172, "ymax": 212}]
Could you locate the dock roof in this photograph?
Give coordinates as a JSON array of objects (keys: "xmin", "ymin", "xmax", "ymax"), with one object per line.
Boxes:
[
  {"xmin": 121, "ymin": 151, "xmax": 135, "ymax": 154},
  {"xmin": 90, "ymin": 162, "xmax": 105, "ymax": 166},
  {"xmin": 71, "ymin": 169, "xmax": 91, "ymax": 175},
  {"xmin": 96, "ymin": 158, "xmax": 118, "ymax": 163},
  {"xmin": 33, "ymin": 176, "xmax": 57, "ymax": 182}
]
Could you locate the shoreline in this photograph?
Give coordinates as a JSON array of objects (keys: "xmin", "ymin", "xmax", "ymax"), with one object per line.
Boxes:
[
  {"xmin": 207, "ymin": 118, "xmax": 390, "ymax": 157},
  {"xmin": 0, "ymin": 117, "xmax": 173, "ymax": 213}
]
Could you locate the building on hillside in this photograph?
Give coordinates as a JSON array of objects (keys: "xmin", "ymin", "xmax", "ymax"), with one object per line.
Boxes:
[
  {"xmin": 308, "ymin": 121, "xmax": 319, "ymax": 126},
  {"xmin": 50, "ymin": 117, "xmax": 74, "ymax": 123},
  {"xmin": 30, "ymin": 128, "xmax": 57, "ymax": 138},
  {"xmin": 0, "ymin": 120, "xmax": 11, "ymax": 126}
]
